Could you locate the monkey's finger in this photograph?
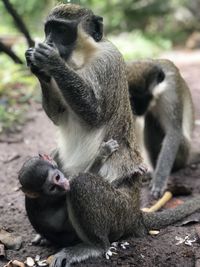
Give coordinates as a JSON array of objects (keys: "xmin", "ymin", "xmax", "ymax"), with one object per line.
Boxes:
[
  {"xmin": 33, "ymin": 53, "xmax": 47, "ymax": 63},
  {"xmin": 37, "ymin": 42, "xmax": 56, "ymax": 53},
  {"xmin": 25, "ymin": 47, "xmax": 35, "ymax": 54},
  {"xmin": 25, "ymin": 49, "xmax": 35, "ymax": 66}
]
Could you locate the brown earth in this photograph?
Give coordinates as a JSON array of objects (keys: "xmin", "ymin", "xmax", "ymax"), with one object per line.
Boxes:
[{"xmin": 0, "ymin": 50, "xmax": 200, "ymax": 267}]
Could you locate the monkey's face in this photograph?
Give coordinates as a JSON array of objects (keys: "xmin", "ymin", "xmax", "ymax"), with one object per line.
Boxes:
[
  {"xmin": 44, "ymin": 19, "xmax": 78, "ymax": 61},
  {"xmin": 44, "ymin": 4, "xmax": 103, "ymax": 61}
]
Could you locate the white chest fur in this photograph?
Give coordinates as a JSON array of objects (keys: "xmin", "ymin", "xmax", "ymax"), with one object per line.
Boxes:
[{"xmin": 57, "ymin": 111, "xmax": 105, "ymax": 176}]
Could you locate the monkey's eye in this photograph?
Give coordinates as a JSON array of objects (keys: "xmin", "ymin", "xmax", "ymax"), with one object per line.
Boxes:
[{"xmin": 55, "ymin": 174, "xmax": 60, "ymax": 182}]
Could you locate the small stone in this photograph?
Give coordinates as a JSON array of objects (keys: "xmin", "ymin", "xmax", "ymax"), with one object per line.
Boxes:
[
  {"xmin": 149, "ymin": 230, "xmax": 160, "ymax": 235},
  {"xmin": 26, "ymin": 257, "xmax": 35, "ymax": 267},
  {"xmin": 37, "ymin": 260, "xmax": 48, "ymax": 266},
  {"xmin": 35, "ymin": 255, "xmax": 40, "ymax": 262},
  {"xmin": 0, "ymin": 229, "xmax": 22, "ymax": 250}
]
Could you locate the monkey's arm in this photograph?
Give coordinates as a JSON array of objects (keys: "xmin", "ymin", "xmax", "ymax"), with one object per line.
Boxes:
[
  {"xmin": 30, "ymin": 43, "xmax": 106, "ymax": 126},
  {"xmin": 150, "ymin": 127, "xmax": 182, "ymax": 198},
  {"xmin": 89, "ymin": 139, "xmax": 119, "ymax": 174}
]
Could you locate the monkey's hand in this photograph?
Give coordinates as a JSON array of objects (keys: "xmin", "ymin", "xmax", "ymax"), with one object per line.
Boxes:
[
  {"xmin": 31, "ymin": 43, "xmax": 63, "ymax": 75},
  {"xmin": 25, "ymin": 47, "xmax": 51, "ymax": 83},
  {"xmin": 150, "ymin": 177, "xmax": 167, "ymax": 199},
  {"xmin": 101, "ymin": 139, "xmax": 119, "ymax": 158}
]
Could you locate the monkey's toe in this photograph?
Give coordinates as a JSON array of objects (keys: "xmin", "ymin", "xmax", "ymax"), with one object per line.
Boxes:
[{"xmin": 105, "ymin": 246, "xmax": 117, "ymax": 260}]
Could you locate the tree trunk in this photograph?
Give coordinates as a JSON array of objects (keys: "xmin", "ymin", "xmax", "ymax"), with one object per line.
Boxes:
[{"xmin": 0, "ymin": 41, "xmax": 23, "ymax": 64}]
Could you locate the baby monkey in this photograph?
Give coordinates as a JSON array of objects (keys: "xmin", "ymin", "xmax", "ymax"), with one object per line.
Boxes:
[
  {"xmin": 19, "ymin": 141, "xmax": 200, "ymax": 267},
  {"xmin": 18, "ymin": 139, "xmax": 119, "ymax": 247}
]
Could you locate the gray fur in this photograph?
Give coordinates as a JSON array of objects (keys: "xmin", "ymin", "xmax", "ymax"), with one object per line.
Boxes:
[{"xmin": 126, "ymin": 59, "xmax": 194, "ymax": 198}]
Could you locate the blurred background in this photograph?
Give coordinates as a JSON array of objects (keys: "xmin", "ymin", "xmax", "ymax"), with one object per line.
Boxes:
[{"xmin": 0, "ymin": 0, "xmax": 200, "ymax": 133}]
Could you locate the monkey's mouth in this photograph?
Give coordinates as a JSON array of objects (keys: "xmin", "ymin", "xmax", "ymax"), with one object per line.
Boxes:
[{"xmin": 53, "ymin": 174, "xmax": 70, "ymax": 192}]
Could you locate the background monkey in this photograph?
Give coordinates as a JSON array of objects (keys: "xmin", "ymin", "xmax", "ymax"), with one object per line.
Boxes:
[
  {"xmin": 126, "ymin": 59, "xmax": 195, "ymax": 198},
  {"xmin": 19, "ymin": 149, "xmax": 200, "ymax": 267},
  {"xmin": 25, "ymin": 3, "xmax": 143, "ymax": 184}
]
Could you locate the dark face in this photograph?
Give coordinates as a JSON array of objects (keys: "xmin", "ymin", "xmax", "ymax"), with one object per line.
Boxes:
[
  {"xmin": 44, "ymin": 11, "xmax": 103, "ymax": 61},
  {"xmin": 129, "ymin": 66, "xmax": 165, "ymax": 116},
  {"xmin": 44, "ymin": 19, "xmax": 78, "ymax": 61}
]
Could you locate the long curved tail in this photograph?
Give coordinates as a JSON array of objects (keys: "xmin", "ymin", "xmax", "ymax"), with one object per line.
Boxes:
[{"xmin": 143, "ymin": 196, "xmax": 200, "ymax": 230}]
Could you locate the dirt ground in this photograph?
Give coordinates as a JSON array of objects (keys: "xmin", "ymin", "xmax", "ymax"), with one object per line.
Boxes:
[{"xmin": 0, "ymin": 50, "xmax": 200, "ymax": 267}]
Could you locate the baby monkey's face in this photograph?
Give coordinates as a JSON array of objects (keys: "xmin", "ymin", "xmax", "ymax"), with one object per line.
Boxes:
[
  {"xmin": 19, "ymin": 154, "xmax": 70, "ymax": 199},
  {"xmin": 42, "ymin": 165, "xmax": 70, "ymax": 196}
]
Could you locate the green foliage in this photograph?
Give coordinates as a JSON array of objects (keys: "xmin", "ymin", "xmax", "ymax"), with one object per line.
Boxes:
[
  {"xmin": 110, "ymin": 31, "xmax": 171, "ymax": 60},
  {"xmin": 0, "ymin": 51, "xmax": 38, "ymax": 132}
]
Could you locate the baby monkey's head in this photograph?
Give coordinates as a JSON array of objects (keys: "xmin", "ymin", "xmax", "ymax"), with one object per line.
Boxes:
[{"xmin": 18, "ymin": 154, "xmax": 70, "ymax": 198}]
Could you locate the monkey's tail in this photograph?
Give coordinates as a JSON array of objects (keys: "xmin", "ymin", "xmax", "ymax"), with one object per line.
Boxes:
[{"xmin": 142, "ymin": 196, "xmax": 200, "ymax": 230}]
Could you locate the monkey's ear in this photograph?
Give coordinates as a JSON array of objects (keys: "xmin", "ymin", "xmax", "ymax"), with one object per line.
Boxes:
[
  {"xmin": 91, "ymin": 15, "xmax": 103, "ymax": 42},
  {"xmin": 21, "ymin": 187, "xmax": 40, "ymax": 198}
]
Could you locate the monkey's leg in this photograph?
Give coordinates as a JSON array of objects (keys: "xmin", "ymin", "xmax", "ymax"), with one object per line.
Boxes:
[
  {"xmin": 89, "ymin": 139, "xmax": 119, "ymax": 173},
  {"xmin": 172, "ymin": 137, "xmax": 190, "ymax": 171},
  {"xmin": 150, "ymin": 129, "xmax": 182, "ymax": 198},
  {"xmin": 144, "ymin": 113, "xmax": 164, "ymax": 168},
  {"xmin": 49, "ymin": 243, "xmax": 105, "ymax": 267},
  {"xmin": 144, "ymin": 113, "xmax": 182, "ymax": 198}
]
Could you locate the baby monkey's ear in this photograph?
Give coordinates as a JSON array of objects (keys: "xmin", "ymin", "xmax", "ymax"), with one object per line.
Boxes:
[
  {"xmin": 38, "ymin": 153, "xmax": 58, "ymax": 167},
  {"xmin": 21, "ymin": 187, "xmax": 40, "ymax": 198}
]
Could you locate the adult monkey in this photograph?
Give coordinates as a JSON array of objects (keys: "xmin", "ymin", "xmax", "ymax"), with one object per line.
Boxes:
[
  {"xmin": 126, "ymin": 59, "xmax": 195, "ymax": 198},
  {"xmin": 24, "ymin": 4, "xmax": 145, "ymax": 266},
  {"xmin": 25, "ymin": 4, "xmax": 143, "ymax": 183}
]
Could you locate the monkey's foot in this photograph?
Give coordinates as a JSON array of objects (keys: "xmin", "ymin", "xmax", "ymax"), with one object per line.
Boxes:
[
  {"xmin": 31, "ymin": 234, "xmax": 50, "ymax": 246},
  {"xmin": 111, "ymin": 241, "xmax": 130, "ymax": 250},
  {"xmin": 105, "ymin": 246, "xmax": 117, "ymax": 259}
]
